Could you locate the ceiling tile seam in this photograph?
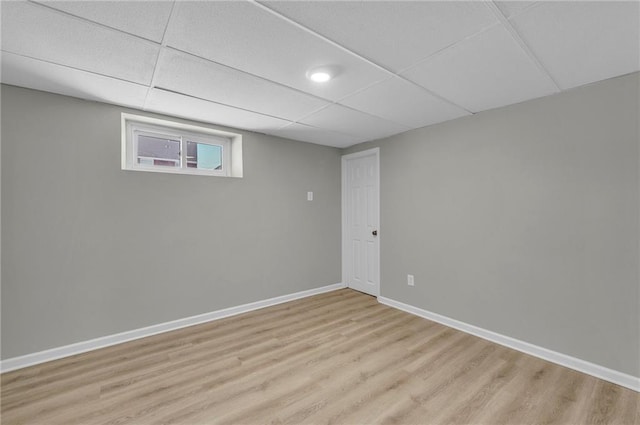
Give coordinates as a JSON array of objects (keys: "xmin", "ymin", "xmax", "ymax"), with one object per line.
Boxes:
[
  {"xmin": 2, "ymin": 51, "xmax": 388, "ymax": 141},
  {"xmin": 261, "ymin": 134, "xmax": 350, "ymax": 148},
  {"xmin": 253, "ymin": 0, "xmax": 476, "ymax": 115},
  {"xmin": 252, "ymin": 0, "xmax": 524, "ymax": 125},
  {"xmin": 275, "ymin": 120, "xmax": 309, "ymax": 132},
  {"xmin": 275, "ymin": 105, "xmax": 399, "ymax": 141},
  {"xmin": 16, "ymin": 0, "xmax": 474, "ymax": 139},
  {"xmin": 331, "ymin": 94, "xmax": 428, "ymax": 129},
  {"xmin": 285, "ymin": 75, "xmax": 403, "ymax": 126},
  {"xmin": 506, "ymin": 1, "xmax": 542, "ymax": 20},
  {"xmin": 251, "ymin": 0, "xmax": 396, "ymax": 78},
  {"xmin": 251, "ymin": 0, "xmax": 475, "ymax": 122},
  {"xmin": 158, "ymin": 46, "xmax": 334, "ymax": 119},
  {"xmin": 158, "ymin": 0, "xmax": 178, "ymax": 48},
  {"xmin": 275, "ymin": 121, "xmax": 363, "ymax": 142},
  {"xmin": 393, "ymin": 22, "xmax": 505, "ymax": 115},
  {"xmin": 0, "ymin": 46, "xmax": 360, "ymax": 141},
  {"xmin": 329, "ymin": 76, "xmax": 421, "ymax": 124},
  {"xmin": 145, "ymin": 48, "xmax": 335, "ymax": 123},
  {"xmin": 158, "ymin": 45, "xmax": 412, "ymax": 128},
  {"xmin": 0, "ymin": 49, "xmax": 151, "ymax": 88},
  {"xmin": 334, "ymin": 75, "xmax": 397, "ymax": 103},
  {"xmin": 394, "ymin": 78, "xmax": 472, "ymax": 115},
  {"xmin": 277, "ymin": 122, "xmax": 362, "ymax": 142},
  {"xmin": 26, "ymin": 0, "xmax": 163, "ymax": 47},
  {"xmin": 334, "ymin": 70, "xmax": 474, "ymax": 119},
  {"xmin": 152, "ymin": 87, "xmax": 295, "ymax": 125},
  {"xmin": 152, "ymin": 83, "xmax": 324, "ymax": 126},
  {"xmin": 287, "ymin": 97, "xmax": 413, "ymax": 134},
  {"xmin": 143, "ymin": 0, "xmax": 178, "ymax": 110},
  {"xmin": 396, "ymin": 24, "xmax": 496, "ymax": 76},
  {"xmin": 486, "ymin": 1, "xmax": 562, "ymax": 92},
  {"xmin": 255, "ymin": 0, "xmax": 484, "ymax": 114}
]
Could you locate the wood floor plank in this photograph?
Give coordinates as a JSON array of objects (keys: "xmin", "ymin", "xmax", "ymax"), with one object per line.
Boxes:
[
  {"xmin": 3, "ymin": 289, "xmax": 355, "ymax": 392},
  {"xmin": 134, "ymin": 310, "xmax": 414, "ymax": 425},
  {"xmin": 1, "ymin": 289, "xmax": 638, "ymax": 425}
]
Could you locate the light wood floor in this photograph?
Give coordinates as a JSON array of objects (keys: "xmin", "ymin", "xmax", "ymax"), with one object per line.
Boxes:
[{"xmin": 1, "ymin": 289, "xmax": 638, "ymax": 425}]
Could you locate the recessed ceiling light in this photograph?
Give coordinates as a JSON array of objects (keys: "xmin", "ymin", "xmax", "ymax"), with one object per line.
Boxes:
[
  {"xmin": 309, "ymin": 71, "xmax": 331, "ymax": 82},
  {"xmin": 306, "ymin": 66, "xmax": 336, "ymax": 83}
]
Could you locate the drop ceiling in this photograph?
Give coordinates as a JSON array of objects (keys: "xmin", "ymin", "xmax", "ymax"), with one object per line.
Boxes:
[{"xmin": 1, "ymin": 1, "xmax": 638, "ymax": 148}]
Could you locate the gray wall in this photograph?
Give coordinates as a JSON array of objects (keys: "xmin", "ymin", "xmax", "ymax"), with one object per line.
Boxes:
[
  {"xmin": 1, "ymin": 85, "xmax": 342, "ymax": 359},
  {"xmin": 3, "ymin": 72, "xmax": 639, "ymax": 378},
  {"xmin": 345, "ymin": 72, "xmax": 640, "ymax": 377}
]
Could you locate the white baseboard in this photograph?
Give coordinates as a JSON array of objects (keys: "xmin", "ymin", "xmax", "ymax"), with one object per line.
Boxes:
[
  {"xmin": 378, "ymin": 296, "xmax": 640, "ymax": 393},
  {"xmin": 1, "ymin": 283, "xmax": 346, "ymax": 373}
]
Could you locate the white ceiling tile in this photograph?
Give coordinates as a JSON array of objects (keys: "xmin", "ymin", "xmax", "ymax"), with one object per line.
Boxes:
[
  {"xmin": 0, "ymin": 1, "xmax": 159, "ymax": 85},
  {"xmin": 268, "ymin": 123, "xmax": 364, "ymax": 148},
  {"xmin": 164, "ymin": 1, "xmax": 388, "ymax": 101},
  {"xmin": 1, "ymin": 51, "xmax": 148, "ymax": 109},
  {"xmin": 1, "ymin": 0, "xmax": 635, "ymax": 147},
  {"xmin": 155, "ymin": 49, "xmax": 329, "ymax": 122},
  {"xmin": 32, "ymin": 0, "xmax": 173, "ymax": 42},
  {"xmin": 299, "ymin": 104, "xmax": 410, "ymax": 141},
  {"xmin": 262, "ymin": 1, "xmax": 497, "ymax": 72},
  {"xmin": 509, "ymin": 1, "xmax": 640, "ymax": 90},
  {"xmin": 401, "ymin": 25, "xmax": 558, "ymax": 112},
  {"xmin": 494, "ymin": 1, "xmax": 538, "ymax": 18},
  {"xmin": 145, "ymin": 89, "xmax": 292, "ymax": 133},
  {"xmin": 340, "ymin": 77, "xmax": 470, "ymax": 128}
]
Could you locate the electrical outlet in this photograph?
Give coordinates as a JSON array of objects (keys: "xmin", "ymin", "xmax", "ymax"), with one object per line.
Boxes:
[{"xmin": 407, "ymin": 274, "xmax": 414, "ymax": 286}]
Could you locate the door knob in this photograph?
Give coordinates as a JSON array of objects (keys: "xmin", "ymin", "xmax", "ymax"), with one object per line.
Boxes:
[{"xmin": 372, "ymin": 230, "xmax": 378, "ymax": 236}]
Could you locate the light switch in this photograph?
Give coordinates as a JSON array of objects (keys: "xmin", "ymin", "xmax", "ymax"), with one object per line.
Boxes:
[{"xmin": 307, "ymin": 191, "xmax": 313, "ymax": 201}]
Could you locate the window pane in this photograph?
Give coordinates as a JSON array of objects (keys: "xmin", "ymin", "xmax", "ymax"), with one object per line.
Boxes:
[
  {"xmin": 137, "ymin": 134, "xmax": 180, "ymax": 167},
  {"xmin": 186, "ymin": 141, "xmax": 222, "ymax": 170}
]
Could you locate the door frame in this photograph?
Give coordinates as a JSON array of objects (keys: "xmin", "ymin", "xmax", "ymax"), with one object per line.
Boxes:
[{"xmin": 341, "ymin": 147, "xmax": 380, "ymax": 297}]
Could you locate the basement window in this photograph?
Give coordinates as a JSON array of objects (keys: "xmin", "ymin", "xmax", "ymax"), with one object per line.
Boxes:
[{"xmin": 121, "ymin": 113, "xmax": 243, "ymax": 177}]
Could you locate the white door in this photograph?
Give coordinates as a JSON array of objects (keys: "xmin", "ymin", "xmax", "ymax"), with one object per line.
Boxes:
[{"xmin": 342, "ymin": 148, "xmax": 379, "ymax": 296}]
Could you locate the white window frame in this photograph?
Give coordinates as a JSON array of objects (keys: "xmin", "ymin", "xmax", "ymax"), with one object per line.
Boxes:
[{"xmin": 121, "ymin": 113, "xmax": 243, "ymax": 178}]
